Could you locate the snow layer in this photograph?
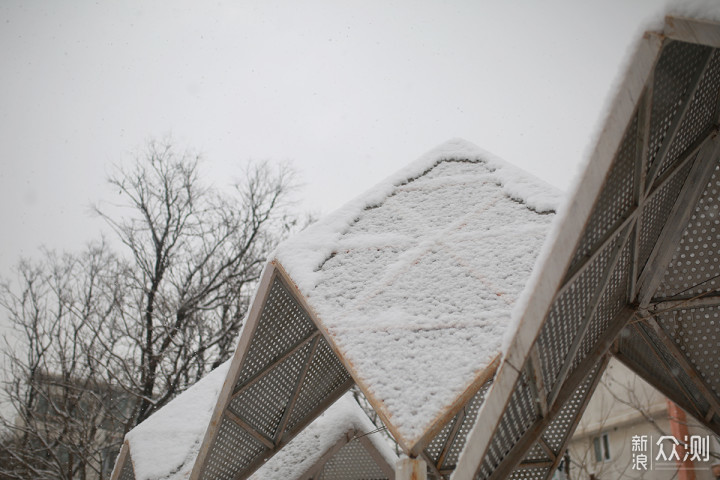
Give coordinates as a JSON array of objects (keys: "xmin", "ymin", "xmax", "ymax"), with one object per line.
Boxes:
[
  {"xmin": 274, "ymin": 139, "xmax": 560, "ymax": 448},
  {"xmin": 125, "ymin": 361, "xmax": 230, "ymax": 480},
  {"xmin": 666, "ymin": 0, "xmax": 720, "ymax": 23},
  {"xmin": 249, "ymin": 392, "xmax": 397, "ymax": 479}
]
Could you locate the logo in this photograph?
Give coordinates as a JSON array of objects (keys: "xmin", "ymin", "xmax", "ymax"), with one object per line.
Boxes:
[{"xmin": 631, "ymin": 434, "xmax": 710, "ymax": 471}]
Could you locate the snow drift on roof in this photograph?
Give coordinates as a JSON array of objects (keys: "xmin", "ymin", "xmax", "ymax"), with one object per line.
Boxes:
[
  {"xmin": 274, "ymin": 138, "xmax": 561, "ymax": 448},
  {"xmin": 125, "ymin": 361, "xmax": 230, "ymax": 480},
  {"xmin": 666, "ymin": 0, "xmax": 720, "ymax": 24},
  {"xmin": 249, "ymin": 392, "xmax": 396, "ymax": 479}
]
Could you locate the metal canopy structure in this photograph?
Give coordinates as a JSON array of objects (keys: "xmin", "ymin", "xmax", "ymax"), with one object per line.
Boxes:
[
  {"xmin": 246, "ymin": 393, "xmax": 397, "ymax": 480},
  {"xmin": 113, "ymin": 381, "xmax": 397, "ymax": 480},
  {"xmin": 110, "ymin": 14, "xmax": 720, "ymax": 480},
  {"xmin": 111, "ymin": 142, "xmax": 559, "ymax": 480},
  {"xmin": 454, "ymin": 15, "xmax": 720, "ymax": 480},
  {"xmin": 421, "ymin": 379, "xmax": 492, "ymax": 478},
  {"xmin": 188, "ymin": 149, "xmax": 555, "ymax": 480}
]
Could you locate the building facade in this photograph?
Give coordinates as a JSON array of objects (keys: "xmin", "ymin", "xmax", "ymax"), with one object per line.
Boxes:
[{"xmin": 568, "ymin": 358, "xmax": 720, "ymax": 480}]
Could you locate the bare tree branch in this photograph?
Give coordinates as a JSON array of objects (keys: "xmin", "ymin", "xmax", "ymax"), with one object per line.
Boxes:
[{"xmin": 1, "ymin": 139, "xmax": 299, "ymax": 479}]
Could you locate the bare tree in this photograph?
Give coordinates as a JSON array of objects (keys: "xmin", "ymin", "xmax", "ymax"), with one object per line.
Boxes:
[
  {"xmin": 0, "ymin": 242, "xmax": 128, "ymax": 480},
  {"xmin": 96, "ymin": 140, "xmax": 296, "ymax": 424},
  {"xmin": 0, "ymin": 140, "xmax": 298, "ymax": 479}
]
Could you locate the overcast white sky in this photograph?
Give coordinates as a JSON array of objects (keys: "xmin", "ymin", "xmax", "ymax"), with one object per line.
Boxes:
[{"xmin": 0, "ymin": 0, "xmax": 670, "ymax": 280}]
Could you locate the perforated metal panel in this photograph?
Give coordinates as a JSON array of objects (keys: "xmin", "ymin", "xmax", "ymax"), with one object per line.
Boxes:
[
  {"xmin": 471, "ymin": 361, "xmax": 604, "ymax": 480},
  {"xmin": 117, "ymin": 454, "xmax": 135, "ymax": 480},
  {"xmin": 638, "ymin": 158, "xmax": 694, "ymax": 270},
  {"xmin": 522, "ymin": 442, "xmax": 550, "ymax": 464},
  {"xmin": 656, "ymin": 49, "xmax": 720, "ymax": 177},
  {"xmin": 570, "ymin": 112, "xmax": 638, "ymax": 269},
  {"xmin": 423, "ymin": 380, "xmax": 492, "ymax": 478},
  {"xmin": 647, "ymin": 322, "xmax": 709, "ymax": 407},
  {"xmin": 425, "ymin": 415, "xmax": 456, "ymax": 463},
  {"xmin": 646, "ymin": 41, "xmax": 711, "ymax": 173},
  {"xmin": 536, "ymin": 230, "xmax": 624, "ymax": 393},
  {"xmin": 475, "ymin": 371, "xmax": 538, "ymax": 480},
  {"xmin": 496, "ymin": 361, "xmax": 604, "ymax": 480},
  {"xmin": 286, "ymin": 338, "xmax": 352, "ymax": 432},
  {"xmin": 204, "ymin": 417, "xmax": 267, "ymax": 480},
  {"xmin": 230, "ymin": 342, "xmax": 313, "ymax": 438},
  {"xmin": 459, "ymin": 28, "xmax": 720, "ymax": 480},
  {"xmin": 317, "ymin": 439, "xmax": 390, "ymax": 480},
  {"xmin": 571, "ymin": 241, "xmax": 631, "ymax": 373},
  {"xmin": 202, "ymin": 275, "xmax": 353, "ymax": 480},
  {"xmin": 617, "ymin": 323, "xmax": 704, "ymax": 418},
  {"xmin": 440, "ymin": 384, "xmax": 491, "ymax": 470},
  {"xmin": 235, "ymin": 279, "xmax": 317, "ymax": 385},
  {"xmin": 656, "ymin": 161, "xmax": 720, "ymax": 298},
  {"xmin": 656, "ymin": 308, "xmax": 720, "ymax": 396},
  {"xmin": 507, "ymin": 467, "xmax": 551, "ymax": 480},
  {"xmin": 540, "ymin": 361, "xmax": 601, "ymax": 454}
]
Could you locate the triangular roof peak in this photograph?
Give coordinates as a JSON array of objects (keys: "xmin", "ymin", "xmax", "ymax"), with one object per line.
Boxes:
[
  {"xmin": 249, "ymin": 393, "xmax": 397, "ymax": 479},
  {"xmin": 273, "ymin": 138, "xmax": 561, "ymax": 451},
  {"xmin": 275, "ymin": 138, "xmax": 559, "ymax": 280}
]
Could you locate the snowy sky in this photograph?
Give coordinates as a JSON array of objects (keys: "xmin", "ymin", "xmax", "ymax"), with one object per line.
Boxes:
[{"xmin": 0, "ymin": 0, "xmax": 668, "ymax": 281}]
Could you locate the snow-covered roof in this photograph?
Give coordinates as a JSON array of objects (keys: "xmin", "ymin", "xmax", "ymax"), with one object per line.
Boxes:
[
  {"xmin": 249, "ymin": 393, "xmax": 396, "ymax": 480},
  {"xmin": 274, "ymin": 138, "xmax": 560, "ymax": 450},
  {"xmin": 111, "ymin": 139, "xmax": 561, "ymax": 480},
  {"xmin": 454, "ymin": 14, "xmax": 720, "ymax": 480},
  {"xmin": 121, "ymin": 361, "xmax": 230, "ymax": 480},
  {"xmin": 115, "ymin": 371, "xmax": 397, "ymax": 480}
]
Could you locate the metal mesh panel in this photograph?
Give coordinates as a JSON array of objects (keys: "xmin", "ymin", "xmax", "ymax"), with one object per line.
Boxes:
[
  {"xmin": 317, "ymin": 439, "xmax": 390, "ymax": 480},
  {"xmin": 541, "ymin": 362, "xmax": 600, "ymax": 453},
  {"xmin": 235, "ymin": 277, "xmax": 317, "ymax": 385},
  {"xmin": 656, "ymin": 308, "xmax": 720, "ymax": 396},
  {"xmin": 464, "ymin": 36, "xmax": 720, "ymax": 480},
  {"xmin": 571, "ymin": 241, "xmax": 631, "ymax": 372},
  {"xmin": 618, "ymin": 324, "xmax": 686, "ymax": 399},
  {"xmin": 203, "ymin": 274, "xmax": 353, "ymax": 479},
  {"xmin": 656, "ymin": 48, "xmax": 720, "ymax": 178},
  {"xmin": 638, "ymin": 158, "xmax": 694, "ymax": 271},
  {"xmin": 229, "ymin": 341, "xmax": 312, "ymax": 438},
  {"xmin": 117, "ymin": 453, "xmax": 135, "ymax": 480},
  {"xmin": 507, "ymin": 467, "xmax": 551, "ymax": 480},
  {"xmin": 647, "ymin": 41, "xmax": 712, "ymax": 174},
  {"xmin": 537, "ymin": 232, "xmax": 623, "ymax": 392},
  {"xmin": 620, "ymin": 323, "xmax": 710, "ymax": 416},
  {"xmin": 523, "ymin": 442, "xmax": 550, "ymax": 463},
  {"xmin": 203, "ymin": 416, "xmax": 265, "ymax": 480},
  {"xmin": 472, "ymin": 362, "xmax": 603, "ymax": 480},
  {"xmin": 656, "ymin": 162, "xmax": 720, "ymax": 298},
  {"xmin": 475, "ymin": 372, "xmax": 537, "ymax": 480},
  {"xmin": 424, "ymin": 416, "xmax": 456, "ymax": 464},
  {"xmin": 570, "ymin": 113, "xmax": 638, "ymax": 269},
  {"xmin": 497, "ymin": 361, "xmax": 604, "ymax": 480},
  {"xmin": 285, "ymin": 336, "xmax": 353, "ymax": 432},
  {"xmin": 430, "ymin": 381, "xmax": 492, "ymax": 471}
]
